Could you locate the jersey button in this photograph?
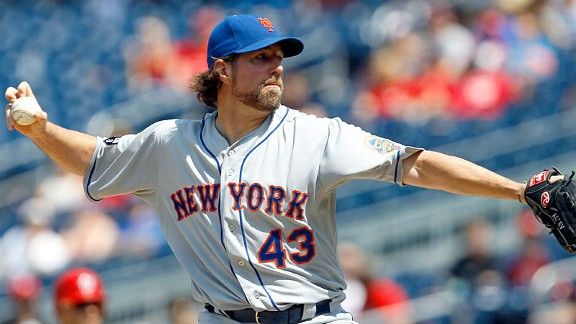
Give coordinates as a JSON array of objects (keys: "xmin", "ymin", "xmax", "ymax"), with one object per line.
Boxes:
[
  {"xmin": 226, "ymin": 169, "xmax": 234, "ymax": 177},
  {"xmin": 227, "ymin": 149, "xmax": 235, "ymax": 157},
  {"xmin": 238, "ymin": 260, "xmax": 245, "ymax": 267},
  {"xmin": 229, "ymin": 225, "xmax": 235, "ymax": 232},
  {"xmin": 254, "ymin": 291, "xmax": 261, "ymax": 299}
]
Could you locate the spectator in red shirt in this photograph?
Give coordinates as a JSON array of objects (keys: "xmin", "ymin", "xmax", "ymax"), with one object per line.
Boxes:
[{"xmin": 171, "ymin": 7, "xmax": 223, "ymax": 91}]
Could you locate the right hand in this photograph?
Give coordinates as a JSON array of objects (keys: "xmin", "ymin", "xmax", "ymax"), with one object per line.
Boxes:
[{"xmin": 4, "ymin": 81, "xmax": 48, "ymax": 134}]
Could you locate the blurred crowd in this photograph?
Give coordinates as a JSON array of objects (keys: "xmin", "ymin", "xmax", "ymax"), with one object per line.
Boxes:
[
  {"xmin": 352, "ymin": 0, "xmax": 570, "ymax": 123},
  {"xmin": 2, "ymin": 0, "xmax": 576, "ymax": 323},
  {"xmin": 1, "ymin": 0, "xmax": 575, "ymax": 143},
  {"xmin": 0, "ymin": 168, "xmax": 165, "ymax": 282}
]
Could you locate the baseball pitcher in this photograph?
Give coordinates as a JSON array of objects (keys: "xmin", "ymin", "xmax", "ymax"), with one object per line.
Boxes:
[{"xmin": 5, "ymin": 14, "xmax": 574, "ymax": 324}]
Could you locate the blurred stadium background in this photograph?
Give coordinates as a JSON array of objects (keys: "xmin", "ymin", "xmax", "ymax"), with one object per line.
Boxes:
[{"xmin": 1, "ymin": 0, "xmax": 576, "ymax": 323}]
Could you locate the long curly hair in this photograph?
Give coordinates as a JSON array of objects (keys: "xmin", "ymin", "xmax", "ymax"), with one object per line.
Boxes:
[
  {"xmin": 189, "ymin": 56, "xmax": 235, "ymax": 109},
  {"xmin": 189, "ymin": 69, "xmax": 221, "ymax": 109}
]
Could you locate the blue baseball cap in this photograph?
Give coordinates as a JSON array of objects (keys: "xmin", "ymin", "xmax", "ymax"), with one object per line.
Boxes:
[{"xmin": 207, "ymin": 14, "xmax": 304, "ymax": 69}]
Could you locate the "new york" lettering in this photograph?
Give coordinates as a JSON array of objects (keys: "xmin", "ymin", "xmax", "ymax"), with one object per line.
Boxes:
[{"xmin": 170, "ymin": 182, "xmax": 309, "ymax": 221}]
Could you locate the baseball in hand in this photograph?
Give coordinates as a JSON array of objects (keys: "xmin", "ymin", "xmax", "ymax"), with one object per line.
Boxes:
[{"xmin": 11, "ymin": 96, "xmax": 42, "ymax": 125}]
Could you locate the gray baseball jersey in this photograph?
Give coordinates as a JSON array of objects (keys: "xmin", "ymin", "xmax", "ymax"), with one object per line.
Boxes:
[{"xmin": 84, "ymin": 105, "xmax": 421, "ymax": 311}]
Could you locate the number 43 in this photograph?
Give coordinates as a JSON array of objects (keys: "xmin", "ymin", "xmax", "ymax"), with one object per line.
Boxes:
[{"xmin": 257, "ymin": 226, "xmax": 316, "ymax": 268}]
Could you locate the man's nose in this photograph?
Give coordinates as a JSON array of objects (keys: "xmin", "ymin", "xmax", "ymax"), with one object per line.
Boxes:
[{"xmin": 271, "ymin": 62, "xmax": 284, "ymax": 76}]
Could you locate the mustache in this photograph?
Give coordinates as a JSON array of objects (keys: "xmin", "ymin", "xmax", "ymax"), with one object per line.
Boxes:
[{"xmin": 262, "ymin": 78, "xmax": 283, "ymax": 88}]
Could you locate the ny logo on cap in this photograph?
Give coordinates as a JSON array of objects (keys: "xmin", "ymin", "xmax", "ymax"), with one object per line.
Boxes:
[{"xmin": 257, "ymin": 17, "xmax": 274, "ymax": 32}]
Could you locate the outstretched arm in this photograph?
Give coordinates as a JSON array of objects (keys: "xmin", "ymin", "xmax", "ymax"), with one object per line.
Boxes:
[
  {"xmin": 5, "ymin": 82, "xmax": 97, "ymax": 175},
  {"xmin": 402, "ymin": 150, "xmax": 526, "ymax": 203}
]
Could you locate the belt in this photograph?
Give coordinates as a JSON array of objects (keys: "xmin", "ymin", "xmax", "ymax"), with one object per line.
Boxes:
[{"xmin": 205, "ymin": 299, "xmax": 331, "ymax": 324}]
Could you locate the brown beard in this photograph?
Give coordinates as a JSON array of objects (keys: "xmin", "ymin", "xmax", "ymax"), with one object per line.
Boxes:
[{"xmin": 232, "ymin": 78, "xmax": 283, "ymax": 112}]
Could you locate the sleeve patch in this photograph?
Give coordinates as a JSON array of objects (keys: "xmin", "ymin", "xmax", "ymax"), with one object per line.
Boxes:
[
  {"xmin": 364, "ymin": 135, "xmax": 400, "ymax": 154},
  {"xmin": 103, "ymin": 137, "xmax": 120, "ymax": 145}
]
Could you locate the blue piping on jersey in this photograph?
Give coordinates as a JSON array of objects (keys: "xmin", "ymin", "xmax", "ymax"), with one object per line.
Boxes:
[
  {"xmin": 200, "ymin": 115, "xmax": 223, "ymax": 176},
  {"xmin": 393, "ymin": 150, "xmax": 401, "ymax": 184},
  {"xmin": 200, "ymin": 115, "xmax": 237, "ymax": 276},
  {"xmin": 237, "ymin": 107, "xmax": 289, "ymax": 311},
  {"xmin": 85, "ymin": 150, "xmax": 102, "ymax": 201}
]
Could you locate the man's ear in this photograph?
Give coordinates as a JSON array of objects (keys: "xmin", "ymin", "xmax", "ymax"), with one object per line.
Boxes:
[{"xmin": 214, "ymin": 59, "xmax": 232, "ymax": 85}]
